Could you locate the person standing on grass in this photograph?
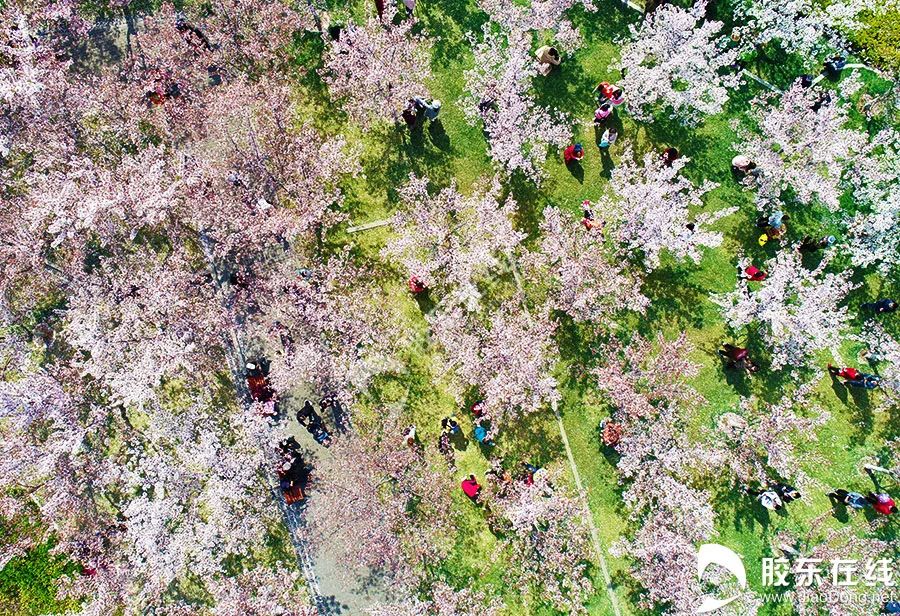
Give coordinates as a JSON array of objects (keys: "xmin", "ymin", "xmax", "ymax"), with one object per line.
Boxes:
[
  {"xmin": 828, "ymin": 364, "xmax": 860, "ymax": 381},
  {"xmin": 868, "ymin": 492, "xmax": 898, "ymax": 515},
  {"xmin": 564, "ymin": 143, "xmax": 585, "ymax": 164},
  {"xmin": 862, "ymin": 298, "xmax": 898, "ymax": 314},
  {"xmin": 594, "ymin": 103, "xmax": 613, "ymax": 124},
  {"xmin": 827, "ymin": 489, "xmax": 870, "ymax": 509},
  {"xmin": 847, "ymin": 374, "xmax": 881, "ymax": 390},
  {"xmin": 441, "ymin": 416, "xmax": 461, "ymax": 435},
  {"xmin": 747, "ymin": 486, "xmax": 783, "ymax": 511},
  {"xmin": 661, "ymin": 147, "xmax": 680, "ymax": 167},
  {"xmin": 742, "ymin": 264, "xmax": 767, "ymax": 282},
  {"xmin": 599, "ymin": 127, "xmax": 618, "ymax": 149}
]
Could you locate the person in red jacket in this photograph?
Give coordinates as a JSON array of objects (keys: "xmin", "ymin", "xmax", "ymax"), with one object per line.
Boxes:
[
  {"xmin": 461, "ymin": 475, "xmax": 481, "ymax": 501},
  {"xmin": 743, "ymin": 265, "xmax": 767, "ymax": 282},
  {"xmin": 867, "ymin": 492, "xmax": 897, "ymax": 515},
  {"xmin": 828, "ymin": 364, "xmax": 860, "ymax": 381},
  {"xmin": 564, "ymin": 143, "xmax": 585, "ymax": 164}
]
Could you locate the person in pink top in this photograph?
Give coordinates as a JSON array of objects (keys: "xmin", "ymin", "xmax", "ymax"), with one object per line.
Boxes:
[{"xmin": 461, "ymin": 475, "xmax": 481, "ymax": 501}]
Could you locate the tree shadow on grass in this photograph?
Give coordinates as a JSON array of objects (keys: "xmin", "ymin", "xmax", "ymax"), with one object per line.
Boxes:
[
  {"xmin": 416, "ymin": 0, "xmax": 488, "ymax": 67},
  {"xmin": 506, "ymin": 173, "xmax": 551, "ymax": 241},
  {"xmin": 640, "ymin": 264, "xmax": 713, "ymax": 331},
  {"xmin": 712, "ymin": 482, "xmax": 771, "ymax": 534},
  {"xmin": 498, "ymin": 409, "xmax": 564, "ymax": 470}
]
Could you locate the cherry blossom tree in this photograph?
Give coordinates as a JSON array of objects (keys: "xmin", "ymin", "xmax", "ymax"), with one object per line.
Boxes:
[
  {"xmin": 779, "ymin": 521, "xmax": 894, "ymax": 616},
  {"xmin": 715, "ymin": 381, "xmax": 829, "ymax": 484},
  {"xmin": 600, "ymin": 147, "xmax": 735, "ymax": 270},
  {"xmin": 305, "ymin": 409, "xmax": 454, "ymax": 590},
  {"xmin": 713, "ymin": 248, "xmax": 857, "ymax": 370},
  {"xmin": 462, "ymin": 24, "xmax": 571, "ymax": 183},
  {"xmin": 367, "ymin": 583, "xmax": 504, "ymax": 616},
  {"xmin": 598, "ymin": 334, "xmax": 740, "ymax": 613},
  {"xmin": 478, "ymin": 0, "xmax": 596, "ymax": 49},
  {"xmin": 522, "ymin": 206, "xmax": 648, "ymax": 323},
  {"xmin": 731, "ymin": 0, "xmax": 887, "ymax": 59},
  {"xmin": 735, "ymin": 80, "xmax": 866, "ymax": 212},
  {"xmin": 321, "ymin": 12, "xmax": 433, "ymax": 127},
  {"xmin": 244, "ymin": 251, "xmax": 395, "ymax": 405},
  {"xmin": 616, "ymin": 1, "xmax": 741, "ymax": 124},
  {"xmin": 383, "ymin": 175, "xmax": 524, "ymax": 311},
  {"xmin": 428, "ymin": 297, "xmax": 560, "ymax": 432},
  {"xmin": 486, "ymin": 468, "xmax": 594, "ymax": 613},
  {"xmin": 845, "ymin": 128, "xmax": 900, "ymax": 274}
]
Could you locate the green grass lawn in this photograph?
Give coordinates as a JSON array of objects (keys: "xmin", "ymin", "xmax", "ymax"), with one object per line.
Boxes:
[{"xmin": 305, "ymin": 1, "xmax": 900, "ymax": 614}]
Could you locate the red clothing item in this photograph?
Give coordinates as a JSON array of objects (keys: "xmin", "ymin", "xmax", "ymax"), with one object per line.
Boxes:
[
  {"xmin": 597, "ymin": 82, "xmax": 615, "ymax": 100},
  {"xmin": 873, "ymin": 494, "xmax": 896, "ymax": 515},
  {"xmin": 728, "ymin": 347, "xmax": 749, "ymax": 361},
  {"xmin": 745, "ymin": 265, "xmax": 767, "ymax": 281},
  {"xmin": 837, "ymin": 367, "xmax": 860, "ymax": 380},
  {"xmin": 247, "ymin": 375, "xmax": 273, "ymax": 402},
  {"xmin": 564, "ymin": 145, "xmax": 584, "ymax": 163},
  {"xmin": 461, "ymin": 478, "xmax": 481, "ymax": 499},
  {"xmin": 408, "ymin": 276, "xmax": 426, "ymax": 294}
]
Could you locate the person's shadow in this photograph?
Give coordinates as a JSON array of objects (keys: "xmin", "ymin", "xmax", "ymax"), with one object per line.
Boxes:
[
  {"xmin": 825, "ymin": 493, "xmax": 851, "ymax": 523},
  {"xmin": 566, "ymin": 160, "xmax": 584, "ymax": 184},
  {"xmin": 829, "ymin": 372, "xmax": 849, "ymax": 405},
  {"xmin": 428, "ymin": 120, "xmax": 450, "ymax": 150}
]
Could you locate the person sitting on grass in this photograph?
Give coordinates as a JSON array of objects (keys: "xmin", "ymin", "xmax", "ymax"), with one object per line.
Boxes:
[
  {"xmin": 772, "ymin": 482, "xmax": 801, "ymax": 503},
  {"xmin": 799, "ymin": 235, "xmax": 835, "ymax": 254},
  {"xmin": 581, "ymin": 202, "xmax": 605, "ymax": 231},
  {"xmin": 461, "ymin": 475, "xmax": 482, "ymax": 501}
]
